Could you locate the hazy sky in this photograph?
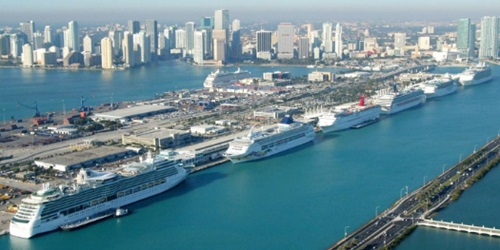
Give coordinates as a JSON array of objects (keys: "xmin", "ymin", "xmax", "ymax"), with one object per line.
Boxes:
[{"xmin": 2, "ymin": 0, "xmax": 500, "ymax": 25}]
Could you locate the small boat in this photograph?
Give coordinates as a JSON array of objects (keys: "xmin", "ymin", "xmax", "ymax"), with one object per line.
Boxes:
[
  {"xmin": 115, "ymin": 208, "xmax": 129, "ymax": 217},
  {"xmin": 60, "ymin": 210, "xmax": 114, "ymax": 230},
  {"xmin": 351, "ymin": 118, "xmax": 379, "ymax": 129}
]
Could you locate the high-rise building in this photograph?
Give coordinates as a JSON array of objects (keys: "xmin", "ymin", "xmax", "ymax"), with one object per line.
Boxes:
[
  {"xmin": 479, "ymin": 16, "xmax": 499, "ymax": 59},
  {"xmin": 394, "ymin": 32, "xmax": 406, "ymax": 56},
  {"xmin": 128, "ymin": 20, "xmax": 140, "ymax": 34},
  {"xmin": 33, "ymin": 32, "xmax": 43, "ymax": 50},
  {"xmin": 20, "ymin": 20, "xmax": 35, "ymax": 44},
  {"xmin": 298, "ymin": 37, "xmax": 309, "ymax": 59},
  {"xmin": 68, "ymin": 21, "xmax": 80, "ymax": 52},
  {"xmin": 212, "ymin": 29, "xmax": 227, "ymax": 61},
  {"xmin": 232, "ymin": 19, "xmax": 240, "ymax": 32},
  {"xmin": 418, "ymin": 37, "xmax": 431, "ymax": 50},
  {"xmin": 214, "ymin": 9, "xmax": 229, "ymax": 30},
  {"xmin": 175, "ymin": 29, "xmax": 186, "ymax": 49},
  {"xmin": 200, "ymin": 17, "xmax": 213, "ymax": 29},
  {"xmin": 335, "ymin": 23, "xmax": 343, "ymax": 58},
  {"xmin": 256, "ymin": 30, "xmax": 272, "ymax": 60},
  {"xmin": 133, "ymin": 31, "xmax": 151, "ymax": 64},
  {"xmin": 364, "ymin": 37, "xmax": 378, "ymax": 52},
  {"xmin": 109, "ymin": 30, "xmax": 123, "ymax": 56},
  {"xmin": 185, "ymin": 22, "xmax": 195, "ymax": 53},
  {"xmin": 22, "ymin": 44, "xmax": 33, "ymax": 67},
  {"xmin": 43, "ymin": 25, "xmax": 53, "ymax": 44},
  {"xmin": 101, "ymin": 37, "xmax": 113, "ymax": 69},
  {"xmin": 10, "ymin": 34, "xmax": 23, "ymax": 58},
  {"xmin": 0, "ymin": 35, "xmax": 10, "ymax": 55},
  {"xmin": 146, "ymin": 20, "xmax": 158, "ymax": 56},
  {"xmin": 83, "ymin": 34, "xmax": 94, "ymax": 53},
  {"xmin": 277, "ymin": 22, "xmax": 294, "ymax": 59},
  {"xmin": 164, "ymin": 26, "xmax": 177, "ymax": 50},
  {"xmin": 457, "ymin": 18, "xmax": 476, "ymax": 58},
  {"xmin": 230, "ymin": 30, "xmax": 241, "ymax": 61},
  {"xmin": 193, "ymin": 30, "xmax": 205, "ymax": 64},
  {"xmin": 322, "ymin": 22, "xmax": 333, "ymax": 53},
  {"xmin": 122, "ymin": 31, "xmax": 135, "ymax": 67}
]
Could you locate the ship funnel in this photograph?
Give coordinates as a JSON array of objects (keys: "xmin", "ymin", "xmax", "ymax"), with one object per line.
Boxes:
[
  {"xmin": 392, "ymin": 83, "xmax": 398, "ymax": 93},
  {"xmin": 359, "ymin": 96, "xmax": 365, "ymax": 106}
]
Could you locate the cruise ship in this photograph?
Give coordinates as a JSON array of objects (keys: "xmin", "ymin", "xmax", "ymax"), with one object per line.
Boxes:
[
  {"xmin": 223, "ymin": 115, "xmax": 315, "ymax": 164},
  {"xmin": 419, "ymin": 74, "xmax": 458, "ymax": 99},
  {"xmin": 374, "ymin": 84, "xmax": 426, "ymax": 115},
  {"xmin": 459, "ymin": 63, "xmax": 492, "ymax": 86},
  {"xmin": 317, "ymin": 96, "xmax": 381, "ymax": 133},
  {"xmin": 203, "ymin": 68, "xmax": 251, "ymax": 88},
  {"xmin": 10, "ymin": 152, "xmax": 189, "ymax": 239}
]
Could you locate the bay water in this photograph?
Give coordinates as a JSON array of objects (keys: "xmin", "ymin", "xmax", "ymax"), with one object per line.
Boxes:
[{"xmin": 0, "ymin": 63, "xmax": 499, "ymax": 249}]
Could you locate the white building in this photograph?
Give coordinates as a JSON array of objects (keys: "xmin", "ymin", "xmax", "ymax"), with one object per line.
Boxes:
[
  {"xmin": 322, "ymin": 22, "xmax": 333, "ymax": 53},
  {"xmin": 479, "ymin": 16, "xmax": 499, "ymax": 59},
  {"xmin": 83, "ymin": 34, "xmax": 93, "ymax": 53},
  {"xmin": 190, "ymin": 125, "xmax": 227, "ymax": 135},
  {"xmin": 418, "ymin": 36, "xmax": 431, "ymax": 50},
  {"xmin": 22, "ymin": 43, "xmax": 33, "ymax": 67},
  {"xmin": 101, "ymin": 37, "xmax": 113, "ymax": 69},
  {"xmin": 335, "ymin": 23, "xmax": 343, "ymax": 58},
  {"xmin": 67, "ymin": 20, "xmax": 80, "ymax": 52},
  {"xmin": 214, "ymin": 9, "xmax": 229, "ymax": 30},
  {"xmin": 277, "ymin": 22, "xmax": 294, "ymax": 59},
  {"xmin": 193, "ymin": 30, "xmax": 205, "ymax": 64}
]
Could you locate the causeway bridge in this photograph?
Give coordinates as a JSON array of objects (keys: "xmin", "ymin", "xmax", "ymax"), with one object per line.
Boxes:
[{"xmin": 418, "ymin": 219, "xmax": 500, "ymax": 237}]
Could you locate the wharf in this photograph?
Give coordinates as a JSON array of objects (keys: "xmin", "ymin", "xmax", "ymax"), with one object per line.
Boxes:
[{"xmin": 329, "ymin": 135, "xmax": 500, "ymax": 249}]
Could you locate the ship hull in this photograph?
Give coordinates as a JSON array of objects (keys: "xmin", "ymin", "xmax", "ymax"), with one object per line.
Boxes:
[
  {"xmin": 10, "ymin": 169, "xmax": 188, "ymax": 239},
  {"xmin": 460, "ymin": 75, "xmax": 492, "ymax": 86},
  {"xmin": 319, "ymin": 106, "xmax": 381, "ymax": 133},
  {"xmin": 381, "ymin": 96, "xmax": 425, "ymax": 115},
  {"xmin": 425, "ymin": 83, "xmax": 458, "ymax": 99}
]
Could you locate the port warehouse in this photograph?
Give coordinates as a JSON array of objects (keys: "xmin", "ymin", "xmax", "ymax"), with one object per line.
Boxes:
[
  {"xmin": 34, "ymin": 146, "xmax": 137, "ymax": 172},
  {"xmin": 91, "ymin": 105, "xmax": 177, "ymax": 122},
  {"xmin": 121, "ymin": 129, "xmax": 195, "ymax": 151}
]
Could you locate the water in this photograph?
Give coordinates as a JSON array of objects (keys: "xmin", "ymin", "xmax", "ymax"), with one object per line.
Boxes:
[
  {"xmin": 0, "ymin": 62, "xmax": 347, "ymax": 120},
  {"xmin": 1, "ymin": 63, "xmax": 500, "ymax": 249}
]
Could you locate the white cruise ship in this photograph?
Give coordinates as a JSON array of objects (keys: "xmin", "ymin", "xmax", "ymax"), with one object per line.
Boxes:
[
  {"xmin": 203, "ymin": 68, "xmax": 251, "ymax": 88},
  {"xmin": 223, "ymin": 115, "xmax": 315, "ymax": 164},
  {"xmin": 459, "ymin": 63, "xmax": 492, "ymax": 86},
  {"xmin": 374, "ymin": 84, "xmax": 426, "ymax": 115},
  {"xmin": 419, "ymin": 74, "xmax": 458, "ymax": 99},
  {"xmin": 10, "ymin": 152, "xmax": 189, "ymax": 239},
  {"xmin": 317, "ymin": 96, "xmax": 381, "ymax": 133}
]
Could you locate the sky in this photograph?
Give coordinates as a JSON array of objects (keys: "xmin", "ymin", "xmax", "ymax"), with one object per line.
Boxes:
[{"xmin": 2, "ymin": 0, "xmax": 500, "ymax": 26}]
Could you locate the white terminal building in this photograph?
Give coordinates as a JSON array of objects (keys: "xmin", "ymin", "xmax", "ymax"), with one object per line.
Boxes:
[{"xmin": 92, "ymin": 105, "xmax": 177, "ymax": 123}]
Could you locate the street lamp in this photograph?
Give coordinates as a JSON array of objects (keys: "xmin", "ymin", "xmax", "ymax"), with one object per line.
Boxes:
[
  {"xmin": 442, "ymin": 164, "xmax": 447, "ymax": 174},
  {"xmin": 423, "ymin": 176, "xmax": 427, "ymax": 186},
  {"xmin": 474, "ymin": 145, "xmax": 477, "ymax": 153},
  {"xmin": 459, "ymin": 153, "xmax": 463, "ymax": 162},
  {"xmin": 344, "ymin": 226, "xmax": 350, "ymax": 239},
  {"xmin": 375, "ymin": 206, "xmax": 380, "ymax": 217},
  {"xmin": 405, "ymin": 186, "xmax": 408, "ymax": 196},
  {"xmin": 400, "ymin": 187, "xmax": 405, "ymax": 199}
]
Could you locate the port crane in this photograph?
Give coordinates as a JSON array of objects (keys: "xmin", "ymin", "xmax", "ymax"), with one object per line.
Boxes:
[{"xmin": 17, "ymin": 101, "xmax": 41, "ymax": 117}]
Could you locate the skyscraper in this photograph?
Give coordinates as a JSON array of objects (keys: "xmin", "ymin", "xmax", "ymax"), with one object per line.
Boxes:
[
  {"xmin": 479, "ymin": 16, "xmax": 499, "ymax": 59},
  {"xmin": 44, "ymin": 25, "xmax": 53, "ymax": 44},
  {"xmin": 10, "ymin": 34, "xmax": 23, "ymax": 58},
  {"xmin": 133, "ymin": 31, "xmax": 151, "ymax": 64},
  {"xmin": 298, "ymin": 37, "xmax": 309, "ymax": 59},
  {"xmin": 175, "ymin": 29, "xmax": 186, "ymax": 49},
  {"xmin": 185, "ymin": 21, "xmax": 196, "ymax": 53},
  {"xmin": 193, "ymin": 30, "xmax": 205, "ymax": 64},
  {"xmin": 22, "ymin": 43, "xmax": 33, "ymax": 67},
  {"xmin": 200, "ymin": 17, "xmax": 213, "ymax": 29},
  {"xmin": 20, "ymin": 20, "xmax": 35, "ymax": 44},
  {"xmin": 394, "ymin": 32, "xmax": 406, "ymax": 56},
  {"xmin": 101, "ymin": 37, "xmax": 113, "ymax": 69},
  {"xmin": 146, "ymin": 20, "xmax": 158, "ymax": 57},
  {"xmin": 457, "ymin": 18, "xmax": 476, "ymax": 58},
  {"xmin": 0, "ymin": 35, "xmax": 10, "ymax": 56},
  {"xmin": 214, "ymin": 9, "xmax": 229, "ymax": 30},
  {"xmin": 230, "ymin": 30, "xmax": 241, "ymax": 61},
  {"xmin": 68, "ymin": 21, "xmax": 80, "ymax": 52},
  {"xmin": 335, "ymin": 23, "xmax": 343, "ymax": 58},
  {"xmin": 232, "ymin": 19, "xmax": 240, "ymax": 32},
  {"xmin": 122, "ymin": 31, "xmax": 135, "ymax": 67},
  {"xmin": 109, "ymin": 30, "xmax": 123, "ymax": 56},
  {"xmin": 83, "ymin": 34, "xmax": 94, "ymax": 53},
  {"xmin": 277, "ymin": 22, "xmax": 294, "ymax": 59},
  {"xmin": 256, "ymin": 30, "xmax": 272, "ymax": 60},
  {"xmin": 128, "ymin": 20, "xmax": 140, "ymax": 34},
  {"xmin": 322, "ymin": 22, "xmax": 333, "ymax": 53},
  {"xmin": 212, "ymin": 29, "xmax": 227, "ymax": 61}
]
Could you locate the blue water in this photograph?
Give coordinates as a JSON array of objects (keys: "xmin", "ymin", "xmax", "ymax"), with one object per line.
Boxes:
[
  {"xmin": 1, "ymin": 63, "xmax": 500, "ymax": 249},
  {"xmin": 0, "ymin": 62, "xmax": 347, "ymax": 119}
]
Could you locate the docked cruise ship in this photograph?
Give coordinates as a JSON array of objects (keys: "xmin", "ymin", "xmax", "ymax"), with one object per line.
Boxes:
[
  {"xmin": 459, "ymin": 63, "xmax": 492, "ymax": 86},
  {"xmin": 374, "ymin": 84, "xmax": 426, "ymax": 115},
  {"xmin": 224, "ymin": 115, "xmax": 315, "ymax": 164},
  {"xmin": 317, "ymin": 96, "xmax": 381, "ymax": 133},
  {"xmin": 419, "ymin": 74, "xmax": 458, "ymax": 99},
  {"xmin": 10, "ymin": 152, "xmax": 189, "ymax": 238},
  {"xmin": 203, "ymin": 68, "xmax": 251, "ymax": 88}
]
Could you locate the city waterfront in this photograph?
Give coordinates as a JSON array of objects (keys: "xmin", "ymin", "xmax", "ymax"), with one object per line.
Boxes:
[{"xmin": 1, "ymin": 64, "xmax": 500, "ymax": 249}]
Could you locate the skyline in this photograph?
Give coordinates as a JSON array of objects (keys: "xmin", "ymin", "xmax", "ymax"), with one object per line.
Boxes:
[{"xmin": 2, "ymin": 1, "xmax": 500, "ymax": 25}]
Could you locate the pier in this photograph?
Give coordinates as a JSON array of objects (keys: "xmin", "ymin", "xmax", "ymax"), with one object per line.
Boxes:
[
  {"xmin": 418, "ymin": 219, "xmax": 500, "ymax": 237},
  {"xmin": 329, "ymin": 135, "xmax": 500, "ymax": 250}
]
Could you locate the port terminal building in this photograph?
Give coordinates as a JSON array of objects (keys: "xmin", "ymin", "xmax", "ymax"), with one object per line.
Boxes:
[
  {"xmin": 91, "ymin": 105, "xmax": 177, "ymax": 123},
  {"xmin": 122, "ymin": 129, "xmax": 194, "ymax": 150},
  {"xmin": 253, "ymin": 106, "xmax": 299, "ymax": 119},
  {"xmin": 34, "ymin": 146, "xmax": 136, "ymax": 172}
]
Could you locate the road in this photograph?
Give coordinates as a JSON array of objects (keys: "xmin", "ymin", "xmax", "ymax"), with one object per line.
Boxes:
[{"xmin": 329, "ymin": 136, "xmax": 500, "ymax": 250}]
